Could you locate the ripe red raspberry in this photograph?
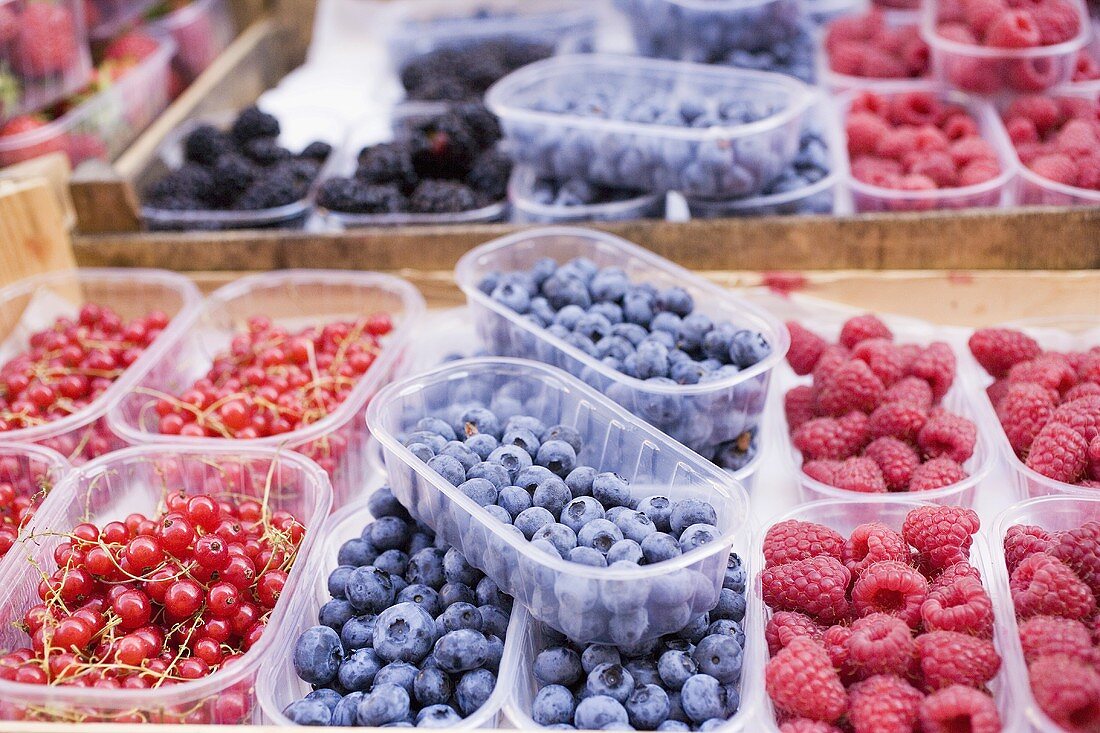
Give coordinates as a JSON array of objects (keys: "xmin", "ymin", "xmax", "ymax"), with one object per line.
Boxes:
[
  {"xmin": 793, "ymin": 413, "xmax": 869, "ymax": 460},
  {"xmin": 763, "ymin": 520, "xmax": 846, "ymax": 568},
  {"xmin": 843, "ymin": 522, "xmax": 910, "ymax": 577},
  {"xmin": 766, "ymin": 611, "xmax": 824, "ymax": 655},
  {"xmin": 779, "ymin": 719, "xmax": 844, "ymax": 733},
  {"xmin": 869, "ymin": 401, "xmax": 929, "ymax": 443},
  {"xmin": 949, "ymin": 135, "xmax": 998, "ymax": 168},
  {"xmin": 959, "ymin": 158, "xmax": 1002, "ymax": 186},
  {"xmin": 803, "ymin": 459, "xmax": 842, "ymax": 485},
  {"xmin": 851, "ymin": 560, "xmax": 929, "ymax": 628},
  {"xmin": 765, "ymin": 637, "xmax": 848, "ymax": 723},
  {"xmin": 1056, "ymin": 118, "xmax": 1100, "ymax": 158},
  {"xmin": 852, "ymin": 338, "xmax": 909, "ymax": 387},
  {"xmin": 848, "ymin": 674, "xmax": 923, "ymax": 733},
  {"xmin": 902, "ymin": 505, "xmax": 979, "ymax": 571},
  {"xmin": 1029, "ymin": 654, "xmax": 1100, "ymax": 731},
  {"xmin": 1011, "ymin": 553, "xmax": 1097, "ymax": 619},
  {"xmin": 1019, "ymin": 616, "xmax": 1097, "ymax": 665},
  {"xmin": 921, "ymin": 575, "xmax": 995, "ymax": 637},
  {"xmin": 943, "ymin": 111, "xmax": 980, "ymax": 140},
  {"xmin": 1004, "ymin": 523, "xmax": 1054, "ymax": 573},
  {"xmin": 961, "ymin": 0, "xmax": 1008, "ymax": 34},
  {"xmin": 907, "ymin": 150, "xmax": 958, "ymax": 188},
  {"xmin": 914, "ymin": 631, "xmax": 1001, "ymax": 689},
  {"xmin": 918, "ymin": 685, "xmax": 1001, "ymax": 733},
  {"xmin": 888, "ymin": 90, "xmax": 942, "ymax": 127},
  {"xmin": 996, "ymin": 382, "xmax": 1056, "ymax": 453},
  {"xmin": 813, "ymin": 345, "xmax": 853, "ymax": 384},
  {"xmin": 1009, "ymin": 354, "xmax": 1078, "ymax": 394},
  {"xmin": 908, "ymin": 342, "xmax": 957, "ymax": 402},
  {"xmin": 814, "ymin": 359, "xmax": 886, "ymax": 417},
  {"xmin": 985, "ymin": 9, "xmax": 1042, "ymax": 47},
  {"xmin": 986, "ymin": 378, "xmax": 1010, "ymax": 409},
  {"xmin": 763, "ymin": 555, "xmax": 852, "ymax": 624},
  {"xmin": 830, "ymin": 457, "xmax": 887, "ymax": 493},
  {"xmin": 1026, "ymin": 421, "xmax": 1089, "ymax": 483},
  {"xmin": 847, "ymin": 112, "xmax": 892, "ymax": 157},
  {"xmin": 1030, "ymin": 152, "xmax": 1079, "ymax": 185},
  {"xmin": 864, "ymin": 437, "xmax": 921, "ymax": 491},
  {"xmin": 884, "ymin": 376, "xmax": 934, "ymax": 409},
  {"xmin": 930, "ymin": 560, "xmax": 983, "ymax": 590},
  {"xmin": 786, "ymin": 322, "xmax": 828, "ymax": 376},
  {"xmin": 909, "ymin": 457, "xmax": 968, "ymax": 491},
  {"xmin": 846, "ymin": 613, "xmax": 915, "ymax": 679},
  {"xmin": 1091, "ymin": 436, "xmax": 1100, "ymax": 480},
  {"xmin": 839, "ymin": 315, "xmax": 893, "ymax": 350},
  {"xmin": 1050, "ymin": 396, "xmax": 1100, "ymax": 446},
  {"xmin": 822, "ymin": 624, "xmax": 854, "ymax": 680},
  {"xmin": 1049, "ymin": 520, "xmax": 1100, "ymax": 596},
  {"xmin": 851, "ymin": 155, "xmax": 903, "ymax": 186},
  {"xmin": 876, "ymin": 127, "xmax": 922, "ymax": 161},
  {"xmin": 969, "ymin": 327, "xmax": 1041, "ymax": 378},
  {"xmin": 917, "ymin": 411, "xmax": 977, "ymax": 463},
  {"xmin": 785, "ymin": 386, "xmax": 816, "ymax": 431},
  {"xmin": 1067, "ymin": 382, "xmax": 1100, "ymax": 404}
]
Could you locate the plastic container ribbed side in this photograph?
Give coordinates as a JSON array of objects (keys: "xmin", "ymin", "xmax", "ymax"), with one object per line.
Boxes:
[
  {"xmin": 257, "ymin": 492, "xmax": 524, "ymax": 727},
  {"xmin": 921, "ymin": 0, "xmax": 1091, "ymax": 95},
  {"xmin": 508, "ymin": 167, "xmax": 666, "ymax": 224},
  {"xmin": 486, "ymin": 55, "xmax": 815, "ymax": 199},
  {"xmin": 147, "ymin": 0, "xmax": 235, "ymax": 82},
  {"xmin": 0, "ymin": 0, "xmax": 92, "ymax": 120},
  {"xmin": 0, "ymin": 442, "xmax": 69, "ymax": 566},
  {"xmin": 454, "ymin": 227, "xmax": 790, "ymax": 457},
  {"xmin": 367, "ymin": 357, "xmax": 752, "ymax": 645},
  {"xmin": 107, "ymin": 270, "xmax": 425, "ymax": 509},
  {"xmin": 991, "ymin": 496, "xmax": 1100, "ymax": 733},
  {"xmin": 0, "ymin": 269, "xmax": 200, "ymax": 463},
  {"xmin": 837, "ymin": 82, "xmax": 1017, "ymax": 212},
  {"xmin": 751, "ymin": 499, "xmax": 1025, "ymax": 732},
  {"xmin": 0, "ymin": 444, "xmax": 333, "ymax": 723}
]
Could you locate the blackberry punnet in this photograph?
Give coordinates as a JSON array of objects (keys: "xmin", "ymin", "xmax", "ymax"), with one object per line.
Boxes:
[{"xmin": 400, "ymin": 39, "xmax": 555, "ymax": 102}]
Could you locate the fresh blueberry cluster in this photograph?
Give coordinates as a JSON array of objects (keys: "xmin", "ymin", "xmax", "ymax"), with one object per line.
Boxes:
[
  {"xmin": 528, "ymin": 553, "xmax": 747, "ymax": 730},
  {"xmin": 404, "ymin": 407, "xmax": 723, "ymax": 570},
  {"xmin": 282, "ymin": 488, "xmax": 512, "ymax": 727},
  {"xmin": 530, "ymin": 178, "xmax": 652, "ymax": 210},
  {"xmin": 474, "ymin": 256, "xmax": 770, "ymax": 468}
]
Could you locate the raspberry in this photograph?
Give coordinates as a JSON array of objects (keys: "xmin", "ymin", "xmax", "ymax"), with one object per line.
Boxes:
[
  {"xmin": 876, "ymin": 127, "xmax": 922, "ymax": 162},
  {"xmin": 829, "ymin": 41, "xmax": 868, "ymax": 75},
  {"xmin": 839, "ymin": 315, "xmax": 893, "ymax": 350},
  {"xmin": 1055, "ymin": 118, "xmax": 1100, "ymax": 158},
  {"xmin": 917, "ymin": 411, "xmax": 977, "ymax": 463},
  {"xmin": 902, "ymin": 505, "xmax": 980, "ymax": 571},
  {"xmin": 785, "ymin": 385, "xmax": 816, "ymax": 431},
  {"xmin": 861, "ymin": 47, "xmax": 911, "ymax": 79},
  {"xmin": 1003, "ymin": 523, "xmax": 1054, "ymax": 573},
  {"xmin": 779, "ymin": 720, "xmax": 844, "ymax": 733},
  {"xmin": 909, "ymin": 457, "xmax": 968, "ymax": 491},
  {"xmin": 1006, "ymin": 115, "xmax": 1040, "ymax": 145},
  {"xmin": 959, "ymin": 158, "xmax": 1003, "ymax": 186},
  {"xmin": 843, "ymin": 522, "xmax": 910, "ymax": 577},
  {"xmin": 864, "ymin": 437, "xmax": 921, "ymax": 491},
  {"xmin": 822, "ymin": 624, "xmax": 854, "ymax": 680},
  {"xmin": 763, "ymin": 520, "xmax": 846, "ymax": 568},
  {"xmin": 766, "ymin": 611, "xmax": 824, "ymax": 655},
  {"xmin": 907, "ymin": 150, "xmax": 958, "ymax": 188},
  {"xmin": 813, "ymin": 345, "xmax": 853, "ymax": 385},
  {"xmin": 971, "ymin": 327, "xmax": 1042, "ymax": 378},
  {"xmin": 961, "ymin": 0, "xmax": 1008, "ymax": 34},
  {"xmin": 1030, "ymin": 153, "xmax": 1079, "ymax": 185},
  {"xmin": 1078, "ymin": 154, "xmax": 1100, "ymax": 190},
  {"xmin": 851, "ymin": 560, "xmax": 929, "ymax": 628},
  {"xmin": 762, "ymin": 555, "xmax": 852, "ymax": 624},
  {"xmin": 918, "ymin": 685, "xmax": 1001, "ymax": 733},
  {"xmin": 825, "ymin": 10, "xmax": 883, "ymax": 48},
  {"xmin": 869, "ymin": 402, "xmax": 929, "ymax": 443},
  {"xmin": 1091, "ymin": 436, "xmax": 1100, "ymax": 480},
  {"xmin": 766, "ymin": 637, "xmax": 848, "ymax": 723},
  {"xmin": 1049, "ymin": 520, "xmax": 1100, "ymax": 596},
  {"xmin": 814, "ymin": 359, "xmax": 886, "ymax": 417},
  {"xmin": 985, "ymin": 9, "xmax": 1042, "ymax": 47},
  {"xmin": 1011, "ymin": 553, "xmax": 1097, "ymax": 619},
  {"xmin": 847, "ymin": 112, "xmax": 892, "ymax": 157},
  {"xmin": 852, "ymin": 338, "xmax": 908, "ymax": 387},
  {"xmin": 1008, "ymin": 354, "xmax": 1078, "ymax": 393},
  {"xmin": 1026, "ymin": 421, "xmax": 1089, "ymax": 483},
  {"xmin": 889, "ymin": 91, "xmax": 943, "ymax": 127},
  {"xmin": 996, "ymin": 382, "xmax": 1056, "ymax": 453},
  {"xmin": 803, "ymin": 459, "xmax": 842, "ymax": 485},
  {"xmin": 949, "ymin": 135, "xmax": 998, "ymax": 169},
  {"xmin": 932, "ymin": 560, "xmax": 983, "ymax": 588},
  {"xmin": 793, "ymin": 415, "xmax": 865, "ymax": 460},
  {"xmin": 921, "ymin": 576, "xmax": 994, "ymax": 637},
  {"xmin": 848, "ymin": 674, "xmax": 923, "ymax": 733},
  {"xmin": 943, "ymin": 112, "xmax": 981, "ymax": 140},
  {"xmin": 914, "ymin": 631, "xmax": 1001, "ymax": 689},
  {"xmin": 851, "ymin": 155, "xmax": 903, "ymax": 187},
  {"xmin": 1019, "ymin": 616, "xmax": 1096, "ymax": 665},
  {"xmin": 1050, "ymin": 396, "xmax": 1100, "ymax": 445},
  {"xmin": 1005, "ymin": 96, "xmax": 1064, "ymax": 135},
  {"xmin": 786, "ymin": 321, "xmax": 828, "ymax": 376},
  {"xmin": 846, "ymin": 614, "xmax": 915, "ymax": 679},
  {"xmin": 830, "ymin": 457, "xmax": 887, "ymax": 493},
  {"xmin": 1029, "ymin": 654, "xmax": 1100, "ymax": 731},
  {"xmin": 884, "ymin": 376, "xmax": 934, "ymax": 409},
  {"xmin": 906, "ymin": 344, "xmax": 955, "ymax": 403},
  {"xmin": 1031, "ymin": 0, "xmax": 1082, "ymax": 44}
]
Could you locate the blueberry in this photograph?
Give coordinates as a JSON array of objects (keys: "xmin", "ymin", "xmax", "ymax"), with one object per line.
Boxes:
[
  {"xmin": 283, "ymin": 699, "xmax": 332, "ymax": 725},
  {"xmin": 568, "ymin": 546, "xmax": 608, "ymax": 567},
  {"xmin": 466, "ymin": 433, "xmax": 499, "ymax": 460},
  {"xmin": 408, "ymin": 531, "xmax": 434, "ymax": 556},
  {"xmin": 635, "ymin": 341, "xmax": 670, "ymax": 379},
  {"xmin": 707, "ymin": 620, "xmax": 745, "ymax": 647},
  {"xmin": 505, "ymin": 414, "xmax": 546, "ymax": 435},
  {"xmin": 680, "ymin": 675, "xmax": 725, "ymax": 723},
  {"xmin": 657, "ymin": 721, "xmax": 690, "ymax": 731},
  {"xmin": 357, "ymin": 683, "xmax": 411, "ymax": 727},
  {"xmin": 540, "ymin": 424, "xmax": 583, "ymax": 455},
  {"xmin": 597, "ymin": 335, "xmax": 636, "ymax": 362},
  {"xmin": 565, "ymin": 466, "xmax": 598, "ymax": 497},
  {"xmin": 607, "ymin": 538, "xmax": 643, "ymax": 565},
  {"xmin": 339, "ymin": 538, "xmax": 378, "ymax": 567},
  {"xmin": 294, "ymin": 625, "xmax": 344, "ymax": 685},
  {"xmin": 656, "ymin": 287, "xmax": 693, "ymax": 317},
  {"xmin": 535, "ymin": 645, "xmax": 583, "ymax": 686},
  {"xmin": 577, "ymin": 518, "xmax": 623, "ymax": 554},
  {"xmin": 476, "ymin": 576, "xmax": 510, "ymax": 609},
  {"xmin": 605, "ymin": 505, "xmax": 630, "ymax": 525},
  {"xmin": 434, "ymin": 629, "xmax": 489, "ymax": 673},
  {"xmin": 498, "ymin": 486, "xmax": 533, "ymax": 519},
  {"xmin": 427, "ymin": 455, "xmax": 466, "ymax": 486},
  {"xmin": 702, "ymin": 323, "xmax": 736, "ymax": 363},
  {"xmin": 415, "ymin": 417, "xmax": 456, "ymax": 441},
  {"xmin": 455, "ymin": 668, "xmax": 496, "ymax": 716},
  {"xmin": 530, "ymin": 297, "xmax": 556, "ymax": 325},
  {"xmin": 574, "ymin": 695, "xmax": 629, "ymax": 729},
  {"xmin": 587, "ymin": 663, "xmax": 636, "ymax": 703},
  {"xmin": 677, "ymin": 313, "xmax": 713, "ymax": 353},
  {"xmin": 533, "ymin": 522, "xmax": 578, "ymax": 556},
  {"xmin": 678, "ymin": 524, "xmax": 720, "ymax": 554},
  {"xmin": 516, "ymin": 465, "xmax": 557, "ymax": 493},
  {"xmin": 487, "ymin": 445, "xmax": 533, "ymax": 482},
  {"xmin": 370, "ymin": 516, "xmax": 410, "ymax": 551},
  {"xmin": 416, "ymin": 704, "xmax": 462, "ymax": 727},
  {"xmin": 544, "ymin": 274, "xmax": 591, "ymax": 310},
  {"xmin": 441, "ymin": 441, "xmax": 479, "ymax": 472},
  {"xmin": 728, "ymin": 330, "xmax": 770, "ymax": 368},
  {"xmin": 678, "ymin": 613, "xmax": 710, "ymax": 645},
  {"xmin": 484, "ymin": 633, "xmax": 504, "ymax": 673},
  {"xmin": 612, "ymin": 322, "xmax": 648, "ymax": 346},
  {"xmin": 533, "ymin": 684, "xmax": 577, "ymax": 726},
  {"xmin": 692, "ymin": 634, "xmax": 742, "ymax": 684},
  {"xmin": 320, "ymin": 598, "xmax": 356, "ymax": 630},
  {"xmin": 623, "ymin": 293, "xmax": 655, "ymax": 327},
  {"xmin": 723, "ymin": 554, "xmax": 746, "ymax": 593},
  {"xmin": 458, "ymin": 477, "xmax": 499, "ymax": 507},
  {"xmin": 442, "ymin": 547, "xmax": 480, "ymax": 587},
  {"xmin": 341, "ymin": 614, "xmax": 377, "ymax": 650},
  {"xmin": 407, "ymin": 547, "xmax": 446, "ymax": 589},
  {"xmin": 376, "ymin": 549, "xmax": 409, "ymax": 577},
  {"xmin": 712, "ymin": 588, "xmax": 746, "ymax": 622},
  {"xmin": 636, "ymin": 496, "xmax": 673, "ymax": 533},
  {"xmin": 329, "ymin": 565, "xmax": 356, "ymax": 598},
  {"xmin": 561, "ymin": 496, "xmax": 606, "ymax": 533},
  {"xmin": 626, "ymin": 683, "xmax": 671, "ymax": 730},
  {"xmin": 536, "ymin": 440, "xmax": 578, "ymax": 478},
  {"xmin": 332, "ymin": 690, "xmax": 365, "ymax": 726},
  {"xmin": 338, "ymin": 647, "xmax": 383, "ymax": 691},
  {"xmin": 457, "ymin": 407, "xmax": 501, "ymax": 440},
  {"xmin": 372, "ymin": 602, "xmax": 436, "ymax": 664},
  {"xmin": 375, "ymin": 661, "xmax": 419, "ymax": 693},
  {"xmin": 413, "ymin": 667, "xmax": 453, "ymax": 707},
  {"xmin": 465, "ymin": 460, "xmax": 510, "ymax": 491},
  {"xmin": 483, "ymin": 505, "xmax": 512, "ymax": 524},
  {"xmin": 502, "ymin": 427, "xmax": 541, "ymax": 457},
  {"xmin": 492, "ymin": 282, "xmax": 531, "ymax": 313},
  {"xmin": 658, "ymin": 650, "xmax": 697, "ymax": 691},
  {"xmin": 670, "ymin": 500, "xmax": 718, "ymax": 535},
  {"xmin": 590, "ymin": 269, "xmax": 629, "ymax": 302},
  {"xmin": 397, "ymin": 584, "xmax": 442, "ymax": 618},
  {"xmin": 405, "ymin": 432, "xmax": 447, "ymax": 454},
  {"xmin": 438, "ymin": 602, "xmax": 481, "ymax": 633},
  {"xmin": 626, "ymin": 657, "xmax": 662, "ymax": 688},
  {"xmin": 407, "ymin": 443, "xmax": 435, "ymax": 463},
  {"xmin": 439, "ymin": 582, "xmax": 476, "ymax": 608},
  {"xmin": 533, "ymin": 476, "xmax": 572, "ymax": 517},
  {"xmin": 532, "ymin": 538, "xmax": 562, "ymax": 558},
  {"xmin": 307, "ymin": 688, "xmax": 343, "ymax": 710},
  {"xmin": 614, "ymin": 509, "xmax": 657, "ymax": 543},
  {"xmin": 554, "ymin": 304, "xmax": 587, "ymax": 330},
  {"xmin": 515, "ymin": 507, "xmax": 556, "ymax": 539},
  {"xmin": 592, "ymin": 473, "xmax": 632, "ymax": 509}
]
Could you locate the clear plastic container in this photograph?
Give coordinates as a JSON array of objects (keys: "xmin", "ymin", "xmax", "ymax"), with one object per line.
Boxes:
[
  {"xmin": 107, "ymin": 270, "xmax": 425, "ymax": 510},
  {"xmin": 837, "ymin": 82, "xmax": 1017, "ymax": 212},
  {"xmin": 1006, "ymin": 89, "xmax": 1100, "ymax": 207},
  {"xmin": 0, "ymin": 268, "xmax": 200, "ymax": 463},
  {"xmin": 0, "ymin": 0, "xmax": 92, "ymax": 121},
  {"xmin": 970, "ymin": 316, "xmax": 1100, "ymax": 499},
  {"xmin": 147, "ymin": 0, "xmax": 235, "ymax": 82},
  {"xmin": 991, "ymin": 495, "xmax": 1100, "ymax": 733},
  {"xmin": 0, "ymin": 443, "xmax": 333, "ymax": 723},
  {"xmin": 921, "ymin": 0, "xmax": 1092, "ymax": 95},
  {"xmin": 386, "ymin": 0, "xmax": 598, "ymax": 71},
  {"xmin": 257, "ymin": 492, "xmax": 523, "ymax": 728},
  {"xmin": 85, "ymin": 0, "xmax": 159, "ymax": 40},
  {"xmin": 816, "ymin": 10, "xmax": 928, "ymax": 91},
  {"xmin": 613, "ymin": 0, "xmax": 805, "ymax": 64},
  {"xmin": 0, "ymin": 441, "xmax": 69, "ymax": 566},
  {"xmin": 454, "ymin": 227, "xmax": 790, "ymax": 456},
  {"xmin": 0, "ymin": 37, "xmax": 175, "ymax": 168},
  {"xmin": 753, "ymin": 499, "xmax": 1024, "ymax": 732},
  {"xmin": 509, "ymin": 166, "xmax": 666, "ymax": 224},
  {"xmin": 367, "ymin": 357, "xmax": 753, "ymax": 644},
  {"xmin": 486, "ymin": 55, "xmax": 815, "ymax": 199}
]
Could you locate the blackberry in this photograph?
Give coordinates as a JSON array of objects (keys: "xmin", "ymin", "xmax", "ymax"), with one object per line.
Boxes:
[
  {"xmin": 407, "ymin": 76, "xmax": 471, "ymax": 103},
  {"xmin": 399, "ymin": 39, "xmax": 554, "ymax": 102},
  {"xmin": 243, "ymin": 137, "xmax": 292, "ymax": 166},
  {"xmin": 501, "ymin": 39, "xmax": 553, "ymax": 68},
  {"xmin": 317, "ymin": 178, "xmax": 407, "ymax": 214},
  {"xmin": 183, "ymin": 124, "xmax": 232, "ymax": 166},
  {"xmin": 466, "ymin": 149, "xmax": 511, "ymax": 202},
  {"xmin": 234, "ymin": 171, "xmax": 303, "ymax": 210},
  {"xmin": 145, "ymin": 164, "xmax": 215, "ymax": 206},
  {"xmin": 273, "ymin": 157, "xmax": 322, "ymax": 183},
  {"xmin": 453, "ymin": 103, "xmax": 501, "ymax": 149},
  {"xmin": 409, "ymin": 179, "xmax": 478, "ymax": 214},
  {"xmin": 356, "ymin": 143, "xmax": 418, "ymax": 193},
  {"xmin": 231, "ymin": 106, "xmax": 280, "ymax": 144},
  {"xmin": 409, "ymin": 112, "xmax": 479, "ymax": 179},
  {"xmin": 208, "ymin": 154, "xmax": 258, "ymax": 206},
  {"xmin": 300, "ymin": 141, "xmax": 333, "ymax": 162}
]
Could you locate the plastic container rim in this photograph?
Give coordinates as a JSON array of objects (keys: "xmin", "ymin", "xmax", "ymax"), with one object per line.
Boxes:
[{"xmin": 507, "ymin": 166, "xmax": 664, "ymax": 221}]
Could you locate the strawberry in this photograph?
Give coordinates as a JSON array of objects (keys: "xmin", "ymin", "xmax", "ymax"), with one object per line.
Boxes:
[{"xmin": 12, "ymin": 3, "xmax": 82, "ymax": 78}]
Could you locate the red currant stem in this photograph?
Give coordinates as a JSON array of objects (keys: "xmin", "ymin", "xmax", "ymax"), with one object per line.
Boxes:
[
  {"xmin": 133, "ymin": 386, "xmax": 235, "ymax": 439},
  {"xmin": 152, "ymin": 617, "xmax": 203, "ymax": 689}
]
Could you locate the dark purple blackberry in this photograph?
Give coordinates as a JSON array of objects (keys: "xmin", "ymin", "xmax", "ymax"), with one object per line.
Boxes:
[
  {"xmin": 399, "ymin": 39, "xmax": 554, "ymax": 101},
  {"xmin": 453, "ymin": 103, "xmax": 501, "ymax": 148},
  {"xmin": 272, "ymin": 157, "xmax": 322, "ymax": 183},
  {"xmin": 234, "ymin": 171, "xmax": 304, "ymax": 210},
  {"xmin": 208, "ymin": 154, "xmax": 258, "ymax": 206},
  {"xmin": 145, "ymin": 164, "xmax": 215, "ymax": 207},
  {"xmin": 182, "ymin": 124, "xmax": 232, "ymax": 166},
  {"xmin": 466, "ymin": 148, "xmax": 511, "ymax": 202},
  {"xmin": 242, "ymin": 137, "xmax": 292, "ymax": 166},
  {"xmin": 355, "ymin": 143, "xmax": 418, "ymax": 193},
  {"xmin": 231, "ymin": 106, "xmax": 281, "ymax": 144},
  {"xmin": 317, "ymin": 178, "xmax": 408, "ymax": 214},
  {"xmin": 409, "ymin": 179, "xmax": 478, "ymax": 214},
  {"xmin": 408, "ymin": 112, "xmax": 480, "ymax": 180},
  {"xmin": 300, "ymin": 141, "xmax": 333, "ymax": 162}
]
